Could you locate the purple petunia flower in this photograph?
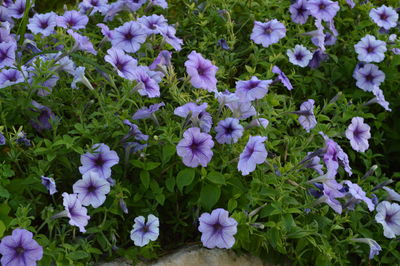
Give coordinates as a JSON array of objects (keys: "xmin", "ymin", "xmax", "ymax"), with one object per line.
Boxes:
[
  {"xmin": 295, "ymin": 99, "xmax": 317, "ymax": 132},
  {"xmin": 132, "ymin": 102, "xmax": 165, "ymax": 120},
  {"xmin": 68, "ymin": 30, "xmax": 97, "ymax": 55},
  {"xmin": 149, "ymin": 50, "xmax": 172, "ymax": 70},
  {"xmin": 307, "ymin": 0, "xmax": 340, "ymax": 22},
  {"xmin": 57, "ymin": 10, "xmax": 89, "ymax": 30},
  {"xmin": 345, "ymin": 117, "xmax": 371, "ymax": 152},
  {"xmin": 375, "ymin": 201, "xmax": 400, "ymax": 238},
  {"xmin": 238, "ymin": 136, "xmax": 268, "ymax": 176},
  {"xmin": 247, "ymin": 118, "xmax": 269, "ymax": 129},
  {"xmin": 345, "ymin": 0, "xmax": 355, "ymax": 8},
  {"xmin": 289, "ymin": 0, "xmax": 310, "ymax": 24},
  {"xmin": 30, "ymin": 100, "xmax": 57, "ymax": 133},
  {"xmin": 0, "ymin": 228, "xmax": 43, "ymax": 266},
  {"xmin": 0, "ymin": 42, "xmax": 16, "ymax": 69},
  {"xmin": 122, "ymin": 119, "xmax": 149, "ymax": 142},
  {"xmin": 369, "ymin": 5, "xmax": 398, "ymax": 30},
  {"xmin": 111, "ymin": 21, "xmax": 147, "ymax": 53},
  {"xmin": 226, "ymin": 100, "xmax": 257, "ymax": 120},
  {"xmin": 71, "ymin": 66, "xmax": 94, "ymax": 90},
  {"xmin": 320, "ymin": 179, "xmax": 345, "ymax": 214},
  {"xmin": 9, "ymin": 0, "xmax": 26, "ymax": 19},
  {"xmin": 27, "ymin": 12, "xmax": 57, "ymax": 37},
  {"xmin": 176, "ymin": 127, "xmax": 214, "ymax": 168},
  {"xmin": 305, "ymin": 152, "xmax": 324, "ymax": 175},
  {"xmin": 353, "ymin": 63, "xmax": 385, "ymax": 92},
  {"xmin": 62, "ymin": 193, "xmax": 90, "ymax": 233},
  {"xmin": 217, "ymin": 39, "xmax": 230, "ymax": 50},
  {"xmin": 215, "ymin": 90, "xmax": 239, "ymax": 107},
  {"xmin": 343, "ymin": 180, "xmax": 374, "ymax": 211},
  {"xmin": 151, "ymin": 0, "xmax": 168, "ymax": 9},
  {"xmin": 308, "ymin": 49, "xmax": 329, "ymax": 69},
  {"xmin": 133, "ymin": 66, "xmax": 161, "ymax": 98},
  {"xmin": 157, "ymin": 25, "xmax": 183, "ymax": 51},
  {"xmin": 174, "ymin": 102, "xmax": 213, "ymax": 133},
  {"xmin": 235, "ymin": 76, "xmax": 272, "ymax": 101},
  {"xmin": 250, "ymin": 19, "xmax": 286, "ymax": 48},
  {"xmin": 185, "ymin": 51, "xmax": 218, "ymax": 92},
  {"xmin": 0, "ymin": 68, "xmax": 24, "ymax": 88},
  {"xmin": 383, "ymin": 186, "xmax": 400, "ymax": 202},
  {"xmin": 215, "ymin": 117, "xmax": 244, "ymax": 144},
  {"xmin": 198, "ymin": 208, "xmax": 238, "ymax": 249},
  {"xmin": 41, "ymin": 176, "xmax": 57, "ymax": 195},
  {"xmin": 16, "ymin": 131, "xmax": 31, "ymax": 147},
  {"xmin": 138, "ymin": 14, "xmax": 168, "ymax": 35},
  {"xmin": 0, "ymin": 133, "xmax": 5, "ymax": 145},
  {"xmin": 370, "ymin": 87, "xmax": 391, "ymax": 111},
  {"xmin": 351, "ymin": 238, "xmax": 381, "ymax": 259},
  {"xmin": 320, "ymin": 132, "xmax": 352, "ymax": 178},
  {"xmin": 79, "ymin": 0, "xmax": 108, "ymax": 15},
  {"xmin": 287, "ymin": 45, "xmax": 313, "ymax": 67},
  {"xmin": 97, "ymin": 23, "xmax": 114, "ymax": 40},
  {"xmin": 105, "ymin": 48, "xmax": 138, "ymax": 80},
  {"xmin": 272, "ymin": 65, "xmax": 293, "ymax": 90},
  {"xmin": 119, "ymin": 198, "xmax": 129, "ymax": 214},
  {"xmin": 130, "ymin": 214, "xmax": 159, "ymax": 247},
  {"xmin": 354, "ymin": 35, "xmax": 387, "ymax": 63},
  {"xmin": 123, "ymin": 0, "xmax": 147, "ymax": 12},
  {"xmin": 79, "ymin": 143, "xmax": 119, "ymax": 180},
  {"xmin": 73, "ymin": 171, "xmax": 111, "ymax": 208}
]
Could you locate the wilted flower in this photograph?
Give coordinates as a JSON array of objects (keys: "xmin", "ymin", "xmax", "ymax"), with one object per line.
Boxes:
[
  {"xmin": 351, "ymin": 238, "xmax": 381, "ymax": 259},
  {"xmin": 247, "ymin": 118, "xmax": 269, "ymax": 129},
  {"xmin": 185, "ymin": 51, "xmax": 218, "ymax": 92},
  {"xmin": 238, "ymin": 136, "xmax": 268, "ymax": 176},
  {"xmin": 130, "ymin": 214, "xmax": 159, "ymax": 247},
  {"xmin": 174, "ymin": 102, "xmax": 212, "ymax": 132},
  {"xmin": 308, "ymin": 49, "xmax": 329, "ymax": 69},
  {"xmin": 343, "ymin": 180, "xmax": 374, "ymax": 211},
  {"xmin": 354, "ymin": 35, "xmax": 387, "ymax": 63},
  {"xmin": 138, "ymin": 14, "xmax": 168, "ymax": 35},
  {"xmin": 97, "ymin": 23, "xmax": 114, "ymax": 39},
  {"xmin": 176, "ymin": 127, "xmax": 214, "ymax": 168},
  {"xmin": 235, "ymin": 76, "xmax": 272, "ymax": 101},
  {"xmin": 0, "ymin": 228, "xmax": 43, "ymax": 266},
  {"xmin": 132, "ymin": 102, "xmax": 165, "ymax": 120},
  {"xmin": 68, "ymin": 30, "xmax": 97, "ymax": 55},
  {"xmin": 250, "ymin": 19, "xmax": 286, "ymax": 48},
  {"xmin": 215, "ymin": 117, "xmax": 244, "ymax": 144},
  {"xmin": 287, "ymin": 45, "xmax": 313, "ymax": 67},
  {"xmin": 57, "ymin": 10, "xmax": 88, "ymax": 30},
  {"xmin": 272, "ymin": 65, "xmax": 293, "ymax": 90},
  {"xmin": 353, "ymin": 63, "xmax": 385, "ymax": 92},
  {"xmin": 61, "ymin": 193, "xmax": 90, "ymax": 233},
  {"xmin": 27, "ymin": 12, "xmax": 57, "ymax": 37},
  {"xmin": 0, "ymin": 68, "xmax": 24, "ymax": 89},
  {"xmin": 110, "ymin": 21, "xmax": 147, "ymax": 53},
  {"xmin": 16, "ymin": 131, "xmax": 31, "ymax": 147},
  {"xmin": 105, "ymin": 48, "xmax": 138, "ymax": 80},
  {"xmin": 345, "ymin": 117, "xmax": 371, "ymax": 152},
  {"xmin": 41, "ymin": 176, "xmax": 57, "ymax": 195},
  {"xmin": 369, "ymin": 87, "xmax": 391, "ymax": 111},
  {"xmin": 0, "ymin": 42, "xmax": 16, "ymax": 68},
  {"xmin": 198, "ymin": 208, "xmax": 238, "ymax": 249},
  {"xmin": 369, "ymin": 5, "xmax": 398, "ymax": 30},
  {"xmin": 73, "ymin": 171, "xmax": 111, "ymax": 208},
  {"xmin": 375, "ymin": 201, "xmax": 400, "ymax": 238},
  {"xmin": 217, "ymin": 39, "xmax": 230, "ymax": 50},
  {"xmin": 296, "ymin": 99, "xmax": 317, "ymax": 132},
  {"xmin": 307, "ymin": 0, "xmax": 340, "ymax": 22},
  {"xmin": 71, "ymin": 66, "xmax": 94, "ymax": 90},
  {"xmin": 289, "ymin": 0, "xmax": 310, "ymax": 24},
  {"xmin": 304, "ymin": 152, "xmax": 324, "ymax": 175},
  {"xmin": 119, "ymin": 198, "xmax": 129, "ymax": 214}
]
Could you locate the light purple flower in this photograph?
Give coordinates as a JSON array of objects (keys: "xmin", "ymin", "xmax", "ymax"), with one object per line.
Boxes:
[
  {"xmin": 57, "ymin": 10, "xmax": 88, "ymax": 30},
  {"xmin": 27, "ymin": 12, "xmax": 57, "ymax": 37},
  {"xmin": 343, "ymin": 180, "xmax": 374, "ymax": 211},
  {"xmin": 185, "ymin": 51, "xmax": 218, "ymax": 92},
  {"xmin": 238, "ymin": 136, "xmax": 268, "ymax": 176},
  {"xmin": 0, "ymin": 68, "xmax": 24, "ymax": 88},
  {"xmin": 79, "ymin": 0, "xmax": 108, "ymax": 15},
  {"xmin": 287, "ymin": 45, "xmax": 313, "ymax": 67},
  {"xmin": 133, "ymin": 66, "xmax": 161, "ymax": 98},
  {"xmin": 369, "ymin": 5, "xmax": 398, "ymax": 30},
  {"xmin": 132, "ymin": 102, "xmax": 165, "ymax": 120},
  {"xmin": 0, "ymin": 228, "xmax": 43, "ymax": 266},
  {"xmin": 151, "ymin": 0, "xmax": 167, "ymax": 9},
  {"xmin": 0, "ymin": 133, "xmax": 5, "ymax": 145},
  {"xmin": 351, "ymin": 238, "xmax": 381, "ymax": 259},
  {"xmin": 71, "ymin": 66, "xmax": 94, "ymax": 90},
  {"xmin": 354, "ymin": 35, "xmax": 386, "ymax": 63},
  {"xmin": 68, "ymin": 30, "xmax": 97, "ymax": 55},
  {"xmin": 297, "ymin": 99, "xmax": 317, "ymax": 132},
  {"xmin": 198, "ymin": 208, "xmax": 238, "ymax": 249},
  {"xmin": 130, "ymin": 214, "xmax": 159, "ymax": 247},
  {"xmin": 215, "ymin": 90, "xmax": 239, "ymax": 107},
  {"xmin": 345, "ymin": 117, "xmax": 371, "ymax": 152},
  {"xmin": 305, "ymin": 152, "xmax": 324, "ymax": 175},
  {"xmin": 119, "ymin": 198, "xmax": 129, "ymax": 214},
  {"xmin": 0, "ymin": 42, "xmax": 16, "ymax": 69},
  {"xmin": 307, "ymin": 0, "xmax": 340, "ymax": 22},
  {"xmin": 290, "ymin": 0, "xmax": 310, "ymax": 24},
  {"xmin": 250, "ymin": 19, "xmax": 286, "ymax": 48},
  {"xmin": 122, "ymin": 119, "xmax": 149, "ymax": 142},
  {"xmin": 138, "ymin": 14, "xmax": 168, "ymax": 35},
  {"xmin": 124, "ymin": 0, "xmax": 147, "ymax": 12},
  {"xmin": 97, "ymin": 23, "xmax": 114, "ymax": 39},
  {"xmin": 41, "ymin": 176, "xmax": 57, "ymax": 195},
  {"xmin": 272, "ymin": 65, "xmax": 293, "ymax": 90},
  {"xmin": 321, "ymin": 132, "xmax": 352, "ymax": 178},
  {"xmin": 345, "ymin": 0, "xmax": 355, "ymax": 8},
  {"xmin": 247, "ymin": 118, "xmax": 269, "ymax": 129},
  {"xmin": 383, "ymin": 186, "xmax": 400, "ymax": 202},
  {"xmin": 158, "ymin": 25, "xmax": 183, "ymax": 51},
  {"xmin": 226, "ymin": 101, "xmax": 256, "ymax": 120},
  {"xmin": 9, "ymin": 0, "xmax": 26, "ymax": 19},
  {"xmin": 235, "ymin": 76, "xmax": 272, "ymax": 101},
  {"xmin": 73, "ymin": 171, "xmax": 111, "ymax": 208},
  {"xmin": 105, "ymin": 48, "xmax": 138, "ymax": 80},
  {"xmin": 174, "ymin": 102, "xmax": 213, "ymax": 133},
  {"xmin": 215, "ymin": 118, "xmax": 244, "ymax": 144},
  {"xmin": 62, "ymin": 193, "xmax": 90, "ymax": 233},
  {"xmin": 111, "ymin": 21, "xmax": 147, "ymax": 53},
  {"xmin": 375, "ymin": 201, "xmax": 400, "ymax": 238},
  {"xmin": 149, "ymin": 50, "xmax": 172, "ymax": 70},
  {"xmin": 79, "ymin": 143, "xmax": 119, "ymax": 180},
  {"xmin": 353, "ymin": 63, "xmax": 385, "ymax": 92},
  {"xmin": 176, "ymin": 127, "xmax": 214, "ymax": 168},
  {"xmin": 319, "ymin": 179, "xmax": 345, "ymax": 214},
  {"xmin": 370, "ymin": 87, "xmax": 391, "ymax": 111}
]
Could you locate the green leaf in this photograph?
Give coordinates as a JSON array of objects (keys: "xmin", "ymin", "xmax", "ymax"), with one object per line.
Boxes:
[
  {"xmin": 165, "ymin": 176, "xmax": 175, "ymax": 192},
  {"xmin": 0, "ymin": 220, "xmax": 5, "ymax": 238},
  {"xmin": 176, "ymin": 168, "xmax": 195, "ymax": 192},
  {"xmin": 155, "ymin": 193, "xmax": 165, "ymax": 205},
  {"xmin": 199, "ymin": 184, "xmax": 220, "ymax": 210},
  {"xmin": 227, "ymin": 198, "xmax": 237, "ymax": 212},
  {"xmin": 206, "ymin": 171, "xmax": 225, "ymax": 185},
  {"xmin": 66, "ymin": 251, "xmax": 89, "ymax": 260},
  {"xmin": 0, "ymin": 186, "xmax": 10, "ymax": 199},
  {"xmin": 162, "ymin": 144, "xmax": 176, "ymax": 164},
  {"xmin": 143, "ymin": 162, "xmax": 160, "ymax": 171},
  {"xmin": 140, "ymin": 171, "xmax": 150, "ymax": 190}
]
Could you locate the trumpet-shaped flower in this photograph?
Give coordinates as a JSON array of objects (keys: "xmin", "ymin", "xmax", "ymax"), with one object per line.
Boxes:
[
  {"xmin": 27, "ymin": 12, "xmax": 57, "ymax": 37},
  {"xmin": 250, "ymin": 19, "xmax": 286, "ymax": 48},
  {"xmin": 375, "ymin": 201, "xmax": 400, "ymax": 238},
  {"xmin": 354, "ymin": 35, "xmax": 386, "ymax": 63},
  {"xmin": 287, "ymin": 45, "xmax": 313, "ymax": 67},
  {"xmin": 62, "ymin": 193, "xmax": 90, "ymax": 233},
  {"xmin": 353, "ymin": 63, "xmax": 385, "ymax": 92},
  {"xmin": 41, "ymin": 176, "xmax": 57, "ymax": 195},
  {"xmin": 111, "ymin": 21, "xmax": 147, "ymax": 53},
  {"xmin": 215, "ymin": 118, "xmax": 244, "ymax": 144},
  {"xmin": 345, "ymin": 117, "xmax": 371, "ymax": 152},
  {"xmin": 185, "ymin": 51, "xmax": 218, "ymax": 92},
  {"xmin": 130, "ymin": 214, "xmax": 159, "ymax": 247},
  {"xmin": 238, "ymin": 136, "xmax": 268, "ymax": 176},
  {"xmin": 235, "ymin": 76, "xmax": 272, "ymax": 101},
  {"xmin": 369, "ymin": 5, "xmax": 398, "ymax": 30},
  {"xmin": 73, "ymin": 171, "xmax": 111, "ymax": 208}
]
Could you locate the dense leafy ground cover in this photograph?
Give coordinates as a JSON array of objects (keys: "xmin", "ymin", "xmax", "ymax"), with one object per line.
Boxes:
[{"xmin": 0, "ymin": 0, "xmax": 400, "ymax": 265}]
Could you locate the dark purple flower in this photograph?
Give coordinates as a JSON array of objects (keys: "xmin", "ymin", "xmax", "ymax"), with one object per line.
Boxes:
[
  {"xmin": 272, "ymin": 65, "xmax": 293, "ymax": 90},
  {"xmin": 57, "ymin": 10, "xmax": 88, "ymax": 30},
  {"xmin": 105, "ymin": 48, "xmax": 138, "ymax": 80},
  {"xmin": 353, "ymin": 63, "xmax": 385, "ymax": 92},
  {"xmin": 0, "ymin": 228, "xmax": 43, "ymax": 265},
  {"xmin": 370, "ymin": 5, "xmax": 398, "ymax": 30},
  {"xmin": 158, "ymin": 25, "xmax": 183, "ymax": 51},
  {"xmin": 132, "ymin": 102, "xmax": 165, "ymax": 120},
  {"xmin": 375, "ymin": 201, "xmax": 400, "ymax": 238},
  {"xmin": 176, "ymin": 127, "xmax": 214, "ymax": 168},
  {"xmin": 297, "ymin": 99, "xmax": 317, "ymax": 132},
  {"xmin": 79, "ymin": 143, "xmax": 119, "ymax": 180},
  {"xmin": 130, "ymin": 214, "xmax": 159, "ymax": 247},
  {"xmin": 174, "ymin": 102, "xmax": 212, "ymax": 133},
  {"xmin": 73, "ymin": 171, "xmax": 111, "ymax": 208},
  {"xmin": 235, "ymin": 76, "xmax": 272, "ymax": 101},
  {"xmin": 308, "ymin": 49, "xmax": 329, "ymax": 68},
  {"xmin": 215, "ymin": 117, "xmax": 244, "ymax": 144},
  {"xmin": 0, "ymin": 133, "xmax": 5, "ymax": 145},
  {"xmin": 0, "ymin": 68, "xmax": 24, "ymax": 89},
  {"xmin": 354, "ymin": 35, "xmax": 386, "ymax": 63},
  {"xmin": 238, "ymin": 136, "xmax": 268, "ymax": 176},
  {"xmin": 68, "ymin": 30, "xmax": 97, "ymax": 55},
  {"xmin": 30, "ymin": 100, "xmax": 56, "ymax": 133},
  {"xmin": 132, "ymin": 66, "xmax": 161, "ymax": 98},
  {"xmin": 0, "ymin": 42, "xmax": 16, "ymax": 68},
  {"xmin": 217, "ymin": 39, "xmax": 230, "ymax": 50},
  {"xmin": 110, "ymin": 21, "xmax": 147, "ymax": 53},
  {"xmin": 307, "ymin": 0, "xmax": 340, "ymax": 22},
  {"xmin": 123, "ymin": 141, "xmax": 148, "ymax": 154},
  {"xmin": 198, "ymin": 208, "xmax": 238, "ymax": 249},
  {"xmin": 287, "ymin": 45, "xmax": 313, "ymax": 67},
  {"xmin": 41, "ymin": 176, "xmax": 57, "ymax": 195},
  {"xmin": 122, "ymin": 119, "xmax": 149, "ymax": 142},
  {"xmin": 290, "ymin": 0, "xmax": 310, "ymax": 24},
  {"xmin": 16, "ymin": 131, "xmax": 31, "ymax": 147},
  {"xmin": 345, "ymin": 117, "xmax": 371, "ymax": 152},
  {"xmin": 27, "ymin": 12, "xmax": 57, "ymax": 37},
  {"xmin": 138, "ymin": 14, "xmax": 168, "ymax": 35},
  {"xmin": 62, "ymin": 193, "xmax": 90, "ymax": 233},
  {"xmin": 9, "ymin": 0, "xmax": 26, "ymax": 19},
  {"xmin": 185, "ymin": 51, "xmax": 218, "ymax": 92},
  {"xmin": 149, "ymin": 50, "xmax": 172, "ymax": 70},
  {"xmin": 250, "ymin": 19, "xmax": 286, "ymax": 48}
]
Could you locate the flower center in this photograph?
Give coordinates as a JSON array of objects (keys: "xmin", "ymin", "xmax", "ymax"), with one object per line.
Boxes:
[
  {"xmin": 40, "ymin": 20, "xmax": 49, "ymax": 29},
  {"xmin": 87, "ymin": 185, "xmax": 96, "ymax": 193},
  {"xmin": 366, "ymin": 45, "xmax": 375, "ymax": 53},
  {"xmin": 225, "ymin": 125, "xmax": 234, "ymax": 134},
  {"xmin": 247, "ymin": 80, "xmax": 259, "ymax": 90},
  {"xmin": 380, "ymin": 12, "xmax": 388, "ymax": 21},
  {"xmin": 365, "ymin": 73, "xmax": 374, "ymax": 82},
  {"xmin": 319, "ymin": 3, "xmax": 326, "ymax": 10},
  {"xmin": 94, "ymin": 155, "xmax": 105, "ymax": 166},
  {"xmin": 197, "ymin": 65, "xmax": 208, "ymax": 76},
  {"xmin": 189, "ymin": 141, "xmax": 199, "ymax": 152},
  {"xmin": 15, "ymin": 246, "xmax": 25, "ymax": 254},
  {"xmin": 264, "ymin": 26, "xmax": 272, "ymax": 34},
  {"xmin": 124, "ymin": 31, "xmax": 136, "ymax": 41},
  {"xmin": 142, "ymin": 225, "xmax": 150, "ymax": 233},
  {"xmin": 67, "ymin": 18, "xmax": 77, "ymax": 27},
  {"xmin": 213, "ymin": 223, "xmax": 222, "ymax": 233},
  {"xmin": 115, "ymin": 58, "xmax": 126, "ymax": 71},
  {"xmin": 8, "ymin": 73, "xmax": 17, "ymax": 82},
  {"xmin": 295, "ymin": 52, "xmax": 304, "ymax": 61},
  {"xmin": 385, "ymin": 213, "xmax": 393, "ymax": 224}
]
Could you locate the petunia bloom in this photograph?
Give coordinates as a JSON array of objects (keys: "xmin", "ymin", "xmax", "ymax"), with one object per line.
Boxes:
[
  {"xmin": 105, "ymin": 48, "xmax": 138, "ymax": 80},
  {"xmin": 345, "ymin": 117, "xmax": 371, "ymax": 152},
  {"xmin": 149, "ymin": 50, "xmax": 172, "ymax": 70},
  {"xmin": 238, "ymin": 136, "xmax": 268, "ymax": 176},
  {"xmin": 73, "ymin": 171, "xmax": 111, "ymax": 208},
  {"xmin": 68, "ymin": 30, "xmax": 97, "ymax": 55},
  {"xmin": 0, "ymin": 68, "xmax": 24, "ymax": 88},
  {"xmin": 0, "ymin": 42, "xmax": 16, "ymax": 69},
  {"xmin": 158, "ymin": 25, "xmax": 183, "ymax": 51},
  {"xmin": 383, "ymin": 186, "xmax": 400, "ymax": 202},
  {"xmin": 226, "ymin": 100, "xmax": 257, "ymax": 120},
  {"xmin": 29, "ymin": 100, "xmax": 57, "ymax": 133},
  {"xmin": 354, "ymin": 35, "xmax": 386, "ymax": 63},
  {"xmin": 351, "ymin": 238, "xmax": 382, "ymax": 259},
  {"xmin": 375, "ymin": 201, "xmax": 400, "ymax": 238},
  {"xmin": 185, "ymin": 51, "xmax": 218, "ymax": 92},
  {"xmin": 174, "ymin": 102, "xmax": 213, "ymax": 133},
  {"xmin": 176, "ymin": 127, "xmax": 214, "ymax": 168},
  {"xmin": 0, "ymin": 228, "xmax": 43, "ymax": 266},
  {"xmin": 307, "ymin": 0, "xmax": 340, "ymax": 22},
  {"xmin": 320, "ymin": 132, "xmax": 352, "ymax": 178},
  {"xmin": 272, "ymin": 65, "xmax": 293, "ymax": 90},
  {"xmin": 235, "ymin": 76, "xmax": 272, "ymax": 101},
  {"xmin": 353, "ymin": 63, "xmax": 385, "ymax": 92},
  {"xmin": 130, "ymin": 214, "xmax": 159, "ymax": 247},
  {"xmin": 250, "ymin": 19, "xmax": 286, "ymax": 48},
  {"xmin": 132, "ymin": 66, "xmax": 161, "ymax": 98},
  {"xmin": 287, "ymin": 45, "xmax": 313, "ymax": 67},
  {"xmin": 62, "ymin": 193, "xmax": 90, "ymax": 233},
  {"xmin": 110, "ymin": 21, "xmax": 147, "ymax": 53},
  {"xmin": 9, "ymin": 0, "xmax": 26, "ymax": 19},
  {"xmin": 122, "ymin": 119, "xmax": 149, "ymax": 142},
  {"xmin": 27, "ymin": 12, "xmax": 57, "ymax": 37},
  {"xmin": 215, "ymin": 117, "xmax": 244, "ymax": 144},
  {"xmin": 369, "ymin": 5, "xmax": 398, "ymax": 30},
  {"xmin": 343, "ymin": 180, "xmax": 374, "ymax": 211},
  {"xmin": 198, "ymin": 208, "xmax": 238, "ymax": 249},
  {"xmin": 132, "ymin": 102, "xmax": 165, "ymax": 120},
  {"xmin": 57, "ymin": 10, "xmax": 89, "ymax": 30},
  {"xmin": 41, "ymin": 176, "xmax": 57, "ymax": 195},
  {"xmin": 289, "ymin": 0, "xmax": 310, "ymax": 24},
  {"xmin": 137, "ymin": 14, "xmax": 168, "ymax": 35},
  {"xmin": 296, "ymin": 99, "xmax": 317, "ymax": 132}
]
